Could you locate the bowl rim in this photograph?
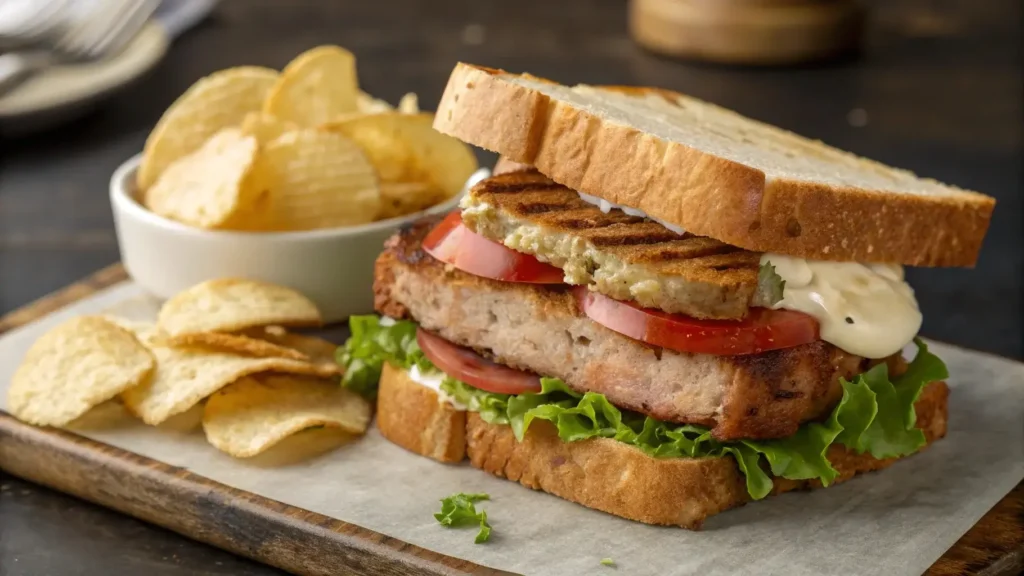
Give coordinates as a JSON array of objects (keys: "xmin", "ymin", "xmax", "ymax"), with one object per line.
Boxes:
[{"xmin": 110, "ymin": 153, "xmax": 488, "ymax": 240}]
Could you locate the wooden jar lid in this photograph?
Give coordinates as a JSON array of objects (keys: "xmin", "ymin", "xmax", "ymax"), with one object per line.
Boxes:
[{"xmin": 629, "ymin": 0, "xmax": 865, "ymax": 66}]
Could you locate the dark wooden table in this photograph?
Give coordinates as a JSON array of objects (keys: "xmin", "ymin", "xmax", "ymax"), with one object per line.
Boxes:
[{"xmin": 0, "ymin": 1, "xmax": 1020, "ymax": 574}]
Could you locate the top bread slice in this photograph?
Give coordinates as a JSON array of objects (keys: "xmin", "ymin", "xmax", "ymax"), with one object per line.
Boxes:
[{"xmin": 434, "ymin": 63, "xmax": 996, "ymax": 267}]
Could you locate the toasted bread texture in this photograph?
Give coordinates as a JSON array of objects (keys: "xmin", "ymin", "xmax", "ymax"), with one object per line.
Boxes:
[
  {"xmin": 376, "ymin": 363, "xmax": 466, "ymax": 463},
  {"xmin": 434, "ymin": 63, "xmax": 995, "ymax": 267},
  {"xmin": 378, "ymin": 364, "xmax": 949, "ymax": 529},
  {"xmin": 374, "ymin": 217, "xmax": 903, "ymax": 441}
]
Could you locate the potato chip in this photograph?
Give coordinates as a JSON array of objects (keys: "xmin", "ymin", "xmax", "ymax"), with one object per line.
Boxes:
[
  {"xmin": 202, "ymin": 375, "xmax": 372, "ymax": 457},
  {"xmin": 264, "ymin": 45, "xmax": 359, "ymax": 127},
  {"xmin": 8, "ymin": 316, "xmax": 155, "ymax": 427},
  {"xmin": 240, "ymin": 112, "xmax": 297, "ymax": 145},
  {"xmin": 157, "ymin": 278, "xmax": 322, "ymax": 337},
  {"xmin": 167, "ymin": 332, "xmax": 310, "ymax": 362},
  {"xmin": 321, "ymin": 112, "xmax": 477, "ymax": 198},
  {"xmin": 138, "ymin": 66, "xmax": 278, "ymax": 190},
  {"xmin": 243, "ymin": 327, "xmax": 338, "ymax": 367},
  {"xmin": 120, "ymin": 343, "xmax": 338, "ymax": 425},
  {"xmin": 397, "ymin": 92, "xmax": 419, "ymax": 114},
  {"xmin": 100, "ymin": 316, "xmax": 164, "ymax": 345},
  {"xmin": 377, "ymin": 181, "xmax": 446, "ymax": 220},
  {"xmin": 143, "ymin": 128, "xmax": 263, "ymax": 229},
  {"xmin": 357, "ymin": 91, "xmax": 393, "ymax": 113},
  {"xmin": 258, "ymin": 129, "xmax": 380, "ymax": 230}
]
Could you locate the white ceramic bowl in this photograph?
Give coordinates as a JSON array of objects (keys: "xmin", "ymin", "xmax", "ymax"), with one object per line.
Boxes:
[{"xmin": 110, "ymin": 154, "xmax": 489, "ymax": 323}]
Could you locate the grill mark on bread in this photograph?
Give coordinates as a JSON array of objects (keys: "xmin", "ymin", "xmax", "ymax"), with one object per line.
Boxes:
[
  {"xmin": 518, "ymin": 202, "xmax": 574, "ymax": 215},
  {"xmin": 477, "ymin": 180, "xmax": 564, "ymax": 194},
  {"xmin": 464, "ymin": 171, "xmax": 761, "ymax": 318}
]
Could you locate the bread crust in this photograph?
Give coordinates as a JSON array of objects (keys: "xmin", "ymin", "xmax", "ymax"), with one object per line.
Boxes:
[
  {"xmin": 376, "ymin": 363, "xmax": 466, "ymax": 463},
  {"xmin": 434, "ymin": 63, "xmax": 995, "ymax": 267},
  {"xmin": 378, "ymin": 364, "xmax": 949, "ymax": 529}
]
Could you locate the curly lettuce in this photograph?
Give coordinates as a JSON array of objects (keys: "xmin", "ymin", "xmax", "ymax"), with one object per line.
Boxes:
[
  {"xmin": 434, "ymin": 492, "xmax": 492, "ymax": 544},
  {"xmin": 335, "ymin": 315, "xmax": 428, "ymax": 399},
  {"xmin": 339, "ymin": 318, "xmax": 947, "ymax": 500}
]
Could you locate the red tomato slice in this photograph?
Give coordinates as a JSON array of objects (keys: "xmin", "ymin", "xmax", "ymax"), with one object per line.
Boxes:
[
  {"xmin": 416, "ymin": 328, "xmax": 542, "ymax": 395},
  {"xmin": 423, "ymin": 211, "xmax": 564, "ymax": 284},
  {"xmin": 574, "ymin": 287, "xmax": 819, "ymax": 356}
]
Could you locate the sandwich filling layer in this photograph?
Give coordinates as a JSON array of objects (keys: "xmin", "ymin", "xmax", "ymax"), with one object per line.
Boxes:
[
  {"xmin": 339, "ymin": 315, "xmax": 947, "ymax": 501},
  {"xmin": 373, "ymin": 216, "xmax": 900, "ymax": 440},
  {"xmin": 461, "ymin": 171, "xmax": 922, "ymax": 358}
]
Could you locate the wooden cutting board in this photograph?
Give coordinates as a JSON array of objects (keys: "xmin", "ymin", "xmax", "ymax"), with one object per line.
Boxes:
[{"xmin": 1, "ymin": 264, "xmax": 1022, "ymax": 576}]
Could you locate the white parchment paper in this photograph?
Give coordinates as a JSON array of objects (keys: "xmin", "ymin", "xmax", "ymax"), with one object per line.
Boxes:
[{"xmin": 1, "ymin": 282, "xmax": 1022, "ymax": 576}]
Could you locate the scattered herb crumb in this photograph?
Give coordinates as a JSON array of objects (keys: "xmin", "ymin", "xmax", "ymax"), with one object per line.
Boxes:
[
  {"xmin": 600, "ymin": 558, "xmax": 615, "ymax": 567},
  {"xmin": 434, "ymin": 493, "xmax": 492, "ymax": 543}
]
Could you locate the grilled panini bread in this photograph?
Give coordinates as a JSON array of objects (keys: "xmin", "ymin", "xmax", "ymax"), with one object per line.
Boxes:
[
  {"xmin": 461, "ymin": 169, "xmax": 765, "ymax": 319},
  {"xmin": 374, "ymin": 217, "xmax": 906, "ymax": 441},
  {"xmin": 377, "ymin": 361, "xmax": 949, "ymax": 529},
  {"xmin": 434, "ymin": 63, "xmax": 995, "ymax": 267}
]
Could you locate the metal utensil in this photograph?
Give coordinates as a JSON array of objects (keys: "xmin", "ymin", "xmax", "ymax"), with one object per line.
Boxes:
[{"xmin": 0, "ymin": 0, "xmax": 160, "ymax": 97}]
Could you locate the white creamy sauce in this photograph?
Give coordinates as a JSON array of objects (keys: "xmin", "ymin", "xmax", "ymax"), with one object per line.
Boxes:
[
  {"xmin": 408, "ymin": 364, "xmax": 467, "ymax": 410},
  {"xmin": 577, "ymin": 192, "xmax": 687, "ymax": 235},
  {"xmin": 761, "ymin": 253, "xmax": 922, "ymax": 359}
]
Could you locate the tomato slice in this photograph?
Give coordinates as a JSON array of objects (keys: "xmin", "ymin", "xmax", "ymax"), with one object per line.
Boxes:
[
  {"xmin": 423, "ymin": 211, "xmax": 564, "ymax": 284},
  {"xmin": 416, "ymin": 328, "xmax": 542, "ymax": 395},
  {"xmin": 574, "ymin": 287, "xmax": 819, "ymax": 356}
]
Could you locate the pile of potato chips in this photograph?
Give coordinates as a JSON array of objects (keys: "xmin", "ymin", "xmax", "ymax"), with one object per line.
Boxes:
[
  {"xmin": 7, "ymin": 279, "xmax": 371, "ymax": 459},
  {"xmin": 137, "ymin": 45, "xmax": 478, "ymax": 231}
]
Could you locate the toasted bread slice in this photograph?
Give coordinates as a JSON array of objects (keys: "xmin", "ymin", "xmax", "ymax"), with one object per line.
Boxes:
[
  {"xmin": 462, "ymin": 170, "xmax": 762, "ymax": 319},
  {"xmin": 434, "ymin": 63, "xmax": 995, "ymax": 267},
  {"xmin": 377, "ymin": 363, "xmax": 466, "ymax": 462},
  {"xmin": 378, "ymin": 364, "xmax": 949, "ymax": 529},
  {"xmin": 374, "ymin": 218, "xmax": 904, "ymax": 441}
]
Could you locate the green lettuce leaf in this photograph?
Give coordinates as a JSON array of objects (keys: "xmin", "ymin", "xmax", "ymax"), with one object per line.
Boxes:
[
  {"xmin": 440, "ymin": 378, "xmax": 511, "ymax": 425},
  {"xmin": 434, "ymin": 492, "xmax": 492, "ymax": 543},
  {"xmin": 342, "ymin": 319, "xmax": 946, "ymax": 501},
  {"xmin": 335, "ymin": 315, "xmax": 425, "ymax": 399}
]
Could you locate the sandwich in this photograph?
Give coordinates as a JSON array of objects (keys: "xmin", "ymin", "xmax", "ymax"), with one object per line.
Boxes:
[{"xmin": 338, "ymin": 64, "xmax": 995, "ymax": 528}]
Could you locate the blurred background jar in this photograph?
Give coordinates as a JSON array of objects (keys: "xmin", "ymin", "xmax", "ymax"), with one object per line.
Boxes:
[{"xmin": 629, "ymin": 0, "xmax": 866, "ymax": 65}]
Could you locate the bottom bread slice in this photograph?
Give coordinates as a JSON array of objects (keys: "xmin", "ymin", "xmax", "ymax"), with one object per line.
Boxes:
[{"xmin": 376, "ymin": 363, "xmax": 949, "ymax": 528}]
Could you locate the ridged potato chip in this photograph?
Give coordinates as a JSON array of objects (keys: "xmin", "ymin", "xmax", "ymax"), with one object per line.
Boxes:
[
  {"xmin": 264, "ymin": 45, "xmax": 359, "ymax": 127},
  {"xmin": 258, "ymin": 129, "xmax": 380, "ymax": 230},
  {"xmin": 120, "ymin": 343, "xmax": 339, "ymax": 426},
  {"xmin": 202, "ymin": 375, "xmax": 372, "ymax": 457},
  {"xmin": 166, "ymin": 332, "xmax": 310, "ymax": 362},
  {"xmin": 378, "ymin": 181, "xmax": 446, "ymax": 220},
  {"xmin": 138, "ymin": 66, "xmax": 278, "ymax": 190},
  {"xmin": 143, "ymin": 128, "xmax": 263, "ymax": 229},
  {"xmin": 158, "ymin": 278, "xmax": 322, "ymax": 337},
  {"xmin": 321, "ymin": 112, "xmax": 477, "ymax": 199},
  {"xmin": 357, "ymin": 91, "xmax": 393, "ymax": 113},
  {"xmin": 242, "ymin": 327, "xmax": 339, "ymax": 366},
  {"xmin": 8, "ymin": 316, "xmax": 155, "ymax": 427},
  {"xmin": 240, "ymin": 112, "xmax": 298, "ymax": 144}
]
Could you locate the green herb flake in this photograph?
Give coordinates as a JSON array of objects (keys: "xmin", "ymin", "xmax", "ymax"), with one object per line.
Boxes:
[
  {"xmin": 600, "ymin": 558, "xmax": 616, "ymax": 567},
  {"xmin": 757, "ymin": 262, "xmax": 786, "ymax": 306},
  {"xmin": 434, "ymin": 492, "xmax": 492, "ymax": 544}
]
